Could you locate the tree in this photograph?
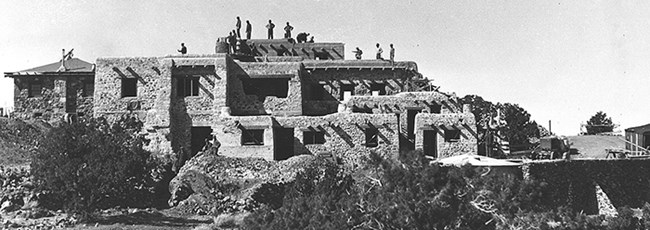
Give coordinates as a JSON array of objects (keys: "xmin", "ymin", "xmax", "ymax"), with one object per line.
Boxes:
[
  {"xmin": 459, "ymin": 95, "xmax": 540, "ymax": 154},
  {"xmin": 31, "ymin": 116, "xmax": 152, "ymax": 216},
  {"xmin": 586, "ymin": 111, "xmax": 614, "ymax": 135}
]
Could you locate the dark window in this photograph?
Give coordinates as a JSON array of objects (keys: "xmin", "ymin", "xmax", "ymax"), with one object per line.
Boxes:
[
  {"xmin": 340, "ymin": 84, "xmax": 354, "ymax": 101},
  {"xmin": 241, "ymin": 78, "xmax": 289, "ymax": 101},
  {"xmin": 28, "ymin": 80, "xmax": 42, "ymax": 97},
  {"xmin": 365, "ymin": 127, "xmax": 379, "ymax": 147},
  {"xmin": 177, "ymin": 76, "xmax": 200, "ymax": 97},
  {"xmin": 241, "ymin": 129, "xmax": 264, "ymax": 145},
  {"xmin": 444, "ymin": 129, "xmax": 461, "ymax": 142},
  {"xmin": 352, "ymin": 106, "xmax": 373, "ymax": 114},
  {"xmin": 303, "ymin": 131, "xmax": 325, "ymax": 144},
  {"xmin": 429, "ymin": 103, "xmax": 441, "ymax": 114},
  {"xmin": 370, "ymin": 83, "xmax": 386, "ymax": 96},
  {"xmin": 121, "ymin": 78, "xmax": 137, "ymax": 97},
  {"xmin": 82, "ymin": 81, "xmax": 94, "ymax": 97}
]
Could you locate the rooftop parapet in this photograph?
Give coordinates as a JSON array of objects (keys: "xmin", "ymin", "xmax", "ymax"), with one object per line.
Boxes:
[
  {"xmin": 217, "ymin": 38, "xmax": 344, "ymax": 60},
  {"xmin": 302, "ymin": 60, "xmax": 418, "ymax": 72}
]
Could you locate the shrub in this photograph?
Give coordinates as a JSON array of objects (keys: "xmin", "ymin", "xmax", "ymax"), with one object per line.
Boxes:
[{"xmin": 30, "ymin": 116, "xmax": 152, "ymax": 216}]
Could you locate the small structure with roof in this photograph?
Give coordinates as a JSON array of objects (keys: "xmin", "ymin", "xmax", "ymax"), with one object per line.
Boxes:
[
  {"xmin": 624, "ymin": 123, "xmax": 650, "ymax": 154},
  {"xmin": 3, "ymin": 57, "xmax": 95, "ymax": 121}
]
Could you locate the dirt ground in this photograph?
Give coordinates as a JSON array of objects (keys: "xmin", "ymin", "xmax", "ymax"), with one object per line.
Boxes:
[{"xmin": 567, "ymin": 135, "xmax": 625, "ymax": 158}]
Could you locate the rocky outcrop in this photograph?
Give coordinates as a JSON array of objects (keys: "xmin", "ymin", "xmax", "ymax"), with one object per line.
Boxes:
[{"xmin": 168, "ymin": 153, "xmax": 317, "ymax": 215}]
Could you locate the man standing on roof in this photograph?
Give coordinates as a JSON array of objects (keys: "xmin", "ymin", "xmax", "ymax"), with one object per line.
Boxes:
[
  {"xmin": 266, "ymin": 20, "xmax": 275, "ymax": 39},
  {"xmin": 245, "ymin": 20, "xmax": 252, "ymax": 40},
  {"xmin": 375, "ymin": 43, "xmax": 383, "ymax": 60},
  {"xmin": 284, "ymin": 22, "xmax": 294, "ymax": 39},
  {"xmin": 389, "ymin": 44, "xmax": 395, "ymax": 64},
  {"xmin": 178, "ymin": 43, "xmax": 187, "ymax": 55},
  {"xmin": 353, "ymin": 47, "xmax": 363, "ymax": 60},
  {"xmin": 235, "ymin": 16, "xmax": 242, "ymax": 38}
]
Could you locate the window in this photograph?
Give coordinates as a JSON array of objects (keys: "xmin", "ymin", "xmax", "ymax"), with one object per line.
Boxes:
[
  {"xmin": 28, "ymin": 80, "xmax": 42, "ymax": 97},
  {"xmin": 121, "ymin": 78, "xmax": 137, "ymax": 97},
  {"xmin": 241, "ymin": 78, "xmax": 289, "ymax": 101},
  {"xmin": 82, "ymin": 80, "xmax": 94, "ymax": 97},
  {"xmin": 303, "ymin": 131, "xmax": 325, "ymax": 144},
  {"xmin": 177, "ymin": 76, "xmax": 200, "ymax": 97},
  {"xmin": 340, "ymin": 84, "xmax": 354, "ymax": 101},
  {"xmin": 444, "ymin": 129, "xmax": 461, "ymax": 142},
  {"xmin": 365, "ymin": 127, "xmax": 379, "ymax": 147},
  {"xmin": 241, "ymin": 129, "xmax": 264, "ymax": 145},
  {"xmin": 370, "ymin": 83, "xmax": 386, "ymax": 96}
]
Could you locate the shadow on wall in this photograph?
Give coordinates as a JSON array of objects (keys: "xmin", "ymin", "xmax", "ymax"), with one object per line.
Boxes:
[{"xmin": 169, "ymin": 97, "xmax": 192, "ymax": 172}]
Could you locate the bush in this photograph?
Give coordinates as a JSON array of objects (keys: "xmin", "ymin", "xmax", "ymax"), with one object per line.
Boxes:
[{"xmin": 30, "ymin": 116, "xmax": 152, "ymax": 216}]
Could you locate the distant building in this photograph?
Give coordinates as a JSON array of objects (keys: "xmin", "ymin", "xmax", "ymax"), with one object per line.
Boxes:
[
  {"xmin": 3, "ymin": 58, "xmax": 95, "ymax": 121},
  {"xmin": 624, "ymin": 123, "xmax": 650, "ymax": 152}
]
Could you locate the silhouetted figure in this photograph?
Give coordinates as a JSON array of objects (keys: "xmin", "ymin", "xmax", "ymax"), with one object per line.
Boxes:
[
  {"xmin": 389, "ymin": 44, "xmax": 395, "ymax": 64},
  {"xmin": 178, "ymin": 43, "xmax": 187, "ymax": 55},
  {"xmin": 229, "ymin": 30, "xmax": 237, "ymax": 53},
  {"xmin": 308, "ymin": 36, "xmax": 314, "ymax": 43},
  {"xmin": 235, "ymin": 16, "xmax": 242, "ymax": 38},
  {"xmin": 266, "ymin": 20, "xmax": 275, "ymax": 39},
  {"xmin": 296, "ymin": 32, "xmax": 310, "ymax": 43},
  {"xmin": 245, "ymin": 20, "xmax": 252, "ymax": 39},
  {"xmin": 284, "ymin": 22, "xmax": 294, "ymax": 39},
  {"xmin": 375, "ymin": 43, "xmax": 383, "ymax": 60},
  {"xmin": 353, "ymin": 47, "xmax": 363, "ymax": 59}
]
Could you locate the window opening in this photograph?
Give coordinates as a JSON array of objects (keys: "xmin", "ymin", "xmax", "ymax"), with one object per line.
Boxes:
[
  {"xmin": 121, "ymin": 78, "xmax": 137, "ymax": 97},
  {"xmin": 241, "ymin": 129, "xmax": 264, "ymax": 145}
]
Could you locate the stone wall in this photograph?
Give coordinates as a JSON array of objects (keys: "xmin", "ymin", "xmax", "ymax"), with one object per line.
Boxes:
[
  {"xmin": 213, "ymin": 112, "xmax": 399, "ymax": 168},
  {"xmin": 12, "ymin": 75, "xmax": 93, "ymax": 121},
  {"xmin": 227, "ymin": 61, "xmax": 302, "ymax": 116},
  {"xmin": 524, "ymin": 158, "xmax": 650, "ymax": 215},
  {"xmin": 414, "ymin": 112, "xmax": 478, "ymax": 157},
  {"xmin": 302, "ymin": 68, "xmax": 413, "ymax": 115}
]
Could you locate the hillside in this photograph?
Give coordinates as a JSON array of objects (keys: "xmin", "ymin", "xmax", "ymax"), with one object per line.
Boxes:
[{"xmin": 568, "ymin": 135, "xmax": 625, "ymax": 159}]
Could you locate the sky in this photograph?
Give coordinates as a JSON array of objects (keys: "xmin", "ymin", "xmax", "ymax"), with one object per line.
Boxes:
[{"xmin": 1, "ymin": 0, "xmax": 649, "ymax": 135}]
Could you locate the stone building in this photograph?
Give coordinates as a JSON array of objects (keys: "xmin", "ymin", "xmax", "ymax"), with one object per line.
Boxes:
[
  {"xmin": 3, "ymin": 58, "xmax": 95, "ymax": 121},
  {"xmin": 93, "ymin": 38, "xmax": 477, "ymax": 163}
]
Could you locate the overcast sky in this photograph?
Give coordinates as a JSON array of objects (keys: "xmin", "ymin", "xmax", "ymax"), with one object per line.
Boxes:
[{"xmin": 1, "ymin": 0, "xmax": 649, "ymax": 135}]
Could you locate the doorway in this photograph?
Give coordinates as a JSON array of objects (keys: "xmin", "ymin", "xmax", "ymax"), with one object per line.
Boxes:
[
  {"xmin": 406, "ymin": 108, "xmax": 422, "ymax": 150},
  {"xmin": 273, "ymin": 128, "xmax": 294, "ymax": 160},
  {"xmin": 191, "ymin": 127, "xmax": 213, "ymax": 156},
  {"xmin": 423, "ymin": 129, "xmax": 437, "ymax": 158}
]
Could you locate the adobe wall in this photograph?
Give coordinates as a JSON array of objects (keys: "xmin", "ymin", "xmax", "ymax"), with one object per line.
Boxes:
[
  {"xmin": 414, "ymin": 112, "xmax": 478, "ymax": 157},
  {"xmin": 13, "ymin": 76, "xmax": 68, "ymax": 121},
  {"xmin": 227, "ymin": 61, "xmax": 302, "ymax": 116}
]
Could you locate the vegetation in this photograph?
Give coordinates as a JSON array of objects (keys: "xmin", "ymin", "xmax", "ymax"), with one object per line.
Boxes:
[
  {"xmin": 586, "ymin": 111, "xmax": 615, "ymax": 135},
  {"xmin": 30, "ymin": 116, "xmax": 156, "ymax": 217},
  {"xmin": 0, "ymin": 117, "xmax": 49, "ymax": 165},
  {"xmin": 459, "ymin": 95, "xmax": 542, "ymax": 154},
  {"xmin": 243, "ymin": 151, "xmax": 650, "ymax": 229}
]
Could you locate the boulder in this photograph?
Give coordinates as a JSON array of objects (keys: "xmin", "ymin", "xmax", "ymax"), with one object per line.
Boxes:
[{"xmin": 168, "ymin": 153, "xmax": 317, "ymax": 215}]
